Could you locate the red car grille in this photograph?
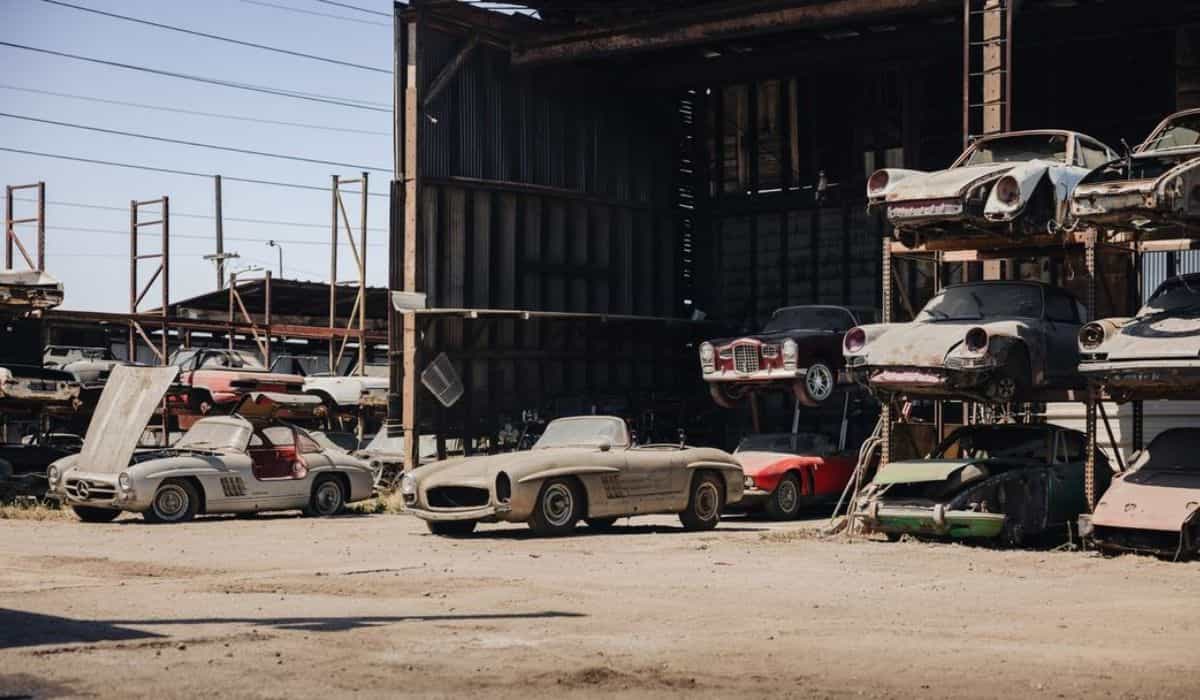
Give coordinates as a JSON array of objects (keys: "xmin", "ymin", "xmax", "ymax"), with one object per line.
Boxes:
[{"xmin": 733, "ymin": 344, "xmax": 760, "ymax": 374}]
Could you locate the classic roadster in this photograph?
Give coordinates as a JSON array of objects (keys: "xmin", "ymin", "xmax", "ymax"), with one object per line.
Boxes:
[
  {"xmin": 401, "ymin": 415, "xmax": 744, "ymax": 536},
  {"xmin": 167, "ymin": 348, "xmax": 305, "ymax": 429},
  {"xmin": 1089, "ymin": 428, "xmax": 1200, "ymax": 559},
  {"xmin": 700, "ymin": 305, "xmax": 876, "ymax": 408},
  {"xmin": 49, "ymin": 366, "xmax": 374, "ymax": 523},
  {"xmin": 857, "ymin": 424, "xmax": 1107, "ymax": 545},
  {"xmin": 1078, "ymin": 273, "xmax": 1200, "ymax": 399},
  {"xmin": 733, "ymin": 432, "xmax": 856, "ymax": 520},
  {"xmin": 844, "ymin": 281, "xmax": 1086, "ymax": 402},
  {"xmin": 867, "ymin": 129, "xmax": 1116, "ymax": 241},
  {"xmin": 1071, "ymin": 108, "xmax": 1200, "ymax": 233}
]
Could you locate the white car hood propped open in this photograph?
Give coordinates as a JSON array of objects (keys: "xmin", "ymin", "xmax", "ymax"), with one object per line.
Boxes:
[{"xmin": 77, "ymin": 365, "xmax": 179, "ymax": 474}]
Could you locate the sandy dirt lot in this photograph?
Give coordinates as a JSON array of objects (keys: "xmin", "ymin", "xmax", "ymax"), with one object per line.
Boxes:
[{"xmin": 2, "ymin": 511, "xmax": 1198, "ymax": 699}]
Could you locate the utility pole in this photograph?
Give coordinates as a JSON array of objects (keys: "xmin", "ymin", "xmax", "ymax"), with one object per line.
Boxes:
[{"xmin": 214, "ymin": 174, "xmax": 225, "ymax": 289}]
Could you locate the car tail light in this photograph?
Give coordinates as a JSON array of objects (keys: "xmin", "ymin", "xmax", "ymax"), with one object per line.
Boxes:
[
  {"xmin": 995, "ymin": 176, "xmax": 1021, "ymax": 205},
  {"xmin": 964, "ymin": 327, "xmax": 988, "ymax": 353},
  {"xmin": 867, "ymin": 170, "xmax": 889, "ymax": 194},
  {"xmin": 844, "ymin": 327, "xmax": 866, "ymax": 353},
  {"xmin": 1079, "ymin": 322, "xmax": 1107, "ymax": 350}
]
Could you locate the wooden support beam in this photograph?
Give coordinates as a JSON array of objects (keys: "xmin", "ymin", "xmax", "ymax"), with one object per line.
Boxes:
[{"xmin": 423, "ymin": 33, "xmax": 480, "ymax": 109}]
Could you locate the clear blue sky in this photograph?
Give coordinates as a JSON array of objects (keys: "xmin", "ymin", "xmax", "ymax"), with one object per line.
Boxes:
[{"xmin": 0, "ymin": 0, "xmax": 399, "ymax": 311}]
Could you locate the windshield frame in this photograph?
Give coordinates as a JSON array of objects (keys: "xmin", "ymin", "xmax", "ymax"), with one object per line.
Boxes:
[
  {"xmin": 931, "ymin": 425, "xmax": 1053, "ymax": 464},
  {"xmin": 763, "ymin": 306, "xmax": 856, "ymax": 333},
  {"xmin": 1139, "ymin": 112, "xmax": 1200, "ymax": 154},
  {"xmin": 174, "ymin": 418, "xmax": 252, "ymax": 453},
  {"xmin": 532, "ymin": 416, "xmax": 630, "ymax": 450},
  {"xmin": 916, "ymin": 283, "xmax": 1045, "ymax": 323},
  {"xmin": 1132, "ymin": 428, "xmax": 1200, "ymax": 472},
  {"xmin": 735, "ymin": 432, "xmax": 838, "ymax": 455},
  {"xmin": 1139, "ymin": 275, "xmax": 1200, "ymax": 317},
  {"xmin": 953, "ymin": 132, "xmax": 1073, "ymax": 168}
]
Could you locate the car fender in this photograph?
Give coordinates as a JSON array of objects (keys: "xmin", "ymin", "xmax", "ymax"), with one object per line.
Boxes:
[
  {"xmin": 866, "ymin": 168, "xmax": 927, "ymax": 205},
  {"xmin": 515, "ymin": 465, "xmax": 620, "ymax": 485},
  {"xmin": 982, "ymin": 162, "xmax": 1050, "ymax": 220},
  {"xmin": 686, "ymin": 460, "xmax": 745, "ymax": 504}
]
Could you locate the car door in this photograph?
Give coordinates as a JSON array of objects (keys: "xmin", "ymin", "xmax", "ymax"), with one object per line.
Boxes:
[
  {"xmin": 1041, "ymin": 289, "xmax": 1083, "ymax": 384},
  {"xmin": 250, "ymin": 425, "xmax": 309, "ymax": 505},
  {"xmin": 619, "ymin": 447, "xmax": 689, "ymax": 515}
]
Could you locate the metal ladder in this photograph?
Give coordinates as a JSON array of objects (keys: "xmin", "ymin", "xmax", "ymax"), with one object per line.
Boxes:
[{"xmin": 963, "ymin": 0, "xmax": 1013, "ymax": 145}]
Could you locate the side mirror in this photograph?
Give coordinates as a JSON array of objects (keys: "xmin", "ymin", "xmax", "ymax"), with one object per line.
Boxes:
[{"xmin": 598, "ymin": 440, "xmax": 612, "ymax": 452}]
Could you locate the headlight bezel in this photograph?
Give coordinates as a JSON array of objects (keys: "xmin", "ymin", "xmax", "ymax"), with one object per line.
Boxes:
[
  {"xmin": 844, "ymin": 327, "xmax": 867, "ymax": 353},
  {"xmin": 47, "ymin": 464, "xmax": 60, "ymax": 485},
  {"xmin": 995, "ymin": 175, "xmax": 1021, "ymax": 206},
  {"xmin": 118, "ymin": 472, "xmax": 133, "ymax": 491},
  {"xmin": 781, "ymin": 339, "xmax": 799, "ymax": 369},
  {"xmin": 399, "ymin": 473, "xmax": 417, "ymax": 497},
  {"xmin": 1079, "ymin": 322, "xmax": 1107, "ymax": 351}
]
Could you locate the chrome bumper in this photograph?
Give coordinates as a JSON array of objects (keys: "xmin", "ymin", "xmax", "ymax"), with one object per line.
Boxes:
[
  {"xmin": 406, "ymin": 502, "xmax": 512, "ymax": 522},
  {"xmin": 704, "ymin": 368, "xmax": 805, "ymax": 383}
]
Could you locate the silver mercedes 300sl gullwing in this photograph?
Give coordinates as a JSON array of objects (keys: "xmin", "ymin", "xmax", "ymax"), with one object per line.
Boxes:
[
  {"xmin": 401, "ymin": 415, "xmax": 744, "ymax": 537},
  {"xmin": 49, "ymin": 366, "xmax": 374, "ymax": 523}
]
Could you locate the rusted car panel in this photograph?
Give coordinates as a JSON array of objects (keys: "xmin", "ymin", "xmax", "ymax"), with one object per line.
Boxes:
[
  {"xmin": 166, "ymin": 348, "xmax": 305, "ymax": 429},
  {"xmin": 1078, "ymin": 274, "xmax": 1200, "ymax": 400},
  {"xmin": 1091, "ymin": 428, "xmax": 1200, "ymax": 558},
  {"xmin": 867, "ymin": 130, "xmax": 1116, "ymax": 241},
  {"xmin": 1070, "ymin": 109, "xmax": 1200, "ymax": 232},
  {"xmin": 403, "ymin": 416, "xmax": 743, "ymax": 536},
  {"xmin": 0, "ymin": 270, "xmax": 64, "ymax": 311},
  {"xmin": 844, "ymin": 281, "xmax": 1085, "ymax": 402}
]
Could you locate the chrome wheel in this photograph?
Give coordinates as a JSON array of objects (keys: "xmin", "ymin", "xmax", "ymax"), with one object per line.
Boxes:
[
  {"xmin": 313, "ymin": 479, "xmax": 344, "ymax": 516},
  {"xmin": 805, "ymin": 363, "xmax": 834, "ymax": 402},
  {"xmin": 152, "ymin": 484, "xmax": 190, "ymax": 522},
  {"xmin": 541, "ymin": 483, "xmax": 575, "ymax": 528}
]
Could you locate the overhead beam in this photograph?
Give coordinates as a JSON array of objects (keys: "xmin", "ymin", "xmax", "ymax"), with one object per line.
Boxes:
[
  {"xmin": 511, "ymin": 0, "xmax": 957, "ymax": 66},
  {"xmin": 423, "ymin": 33, "xmax": 480, "ymax": 109}
]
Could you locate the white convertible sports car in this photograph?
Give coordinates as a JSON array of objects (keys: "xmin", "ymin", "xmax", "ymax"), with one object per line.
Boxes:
[
  {"xmin": 49, "ymin": 366, "xmax": 374, "ymax": 523},
  {"xmin": 867, "ymin": 129, "xmax": 1117, "ymax": 242}
]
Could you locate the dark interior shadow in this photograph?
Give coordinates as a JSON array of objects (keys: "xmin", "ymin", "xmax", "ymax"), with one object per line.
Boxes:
[
  {"xmin": 112, "ymin": 511, "xmax": 373, "ymax": 526},
  {"xmin": 0, "ymin": 609, "xmax": 162, "ymax": 650}
]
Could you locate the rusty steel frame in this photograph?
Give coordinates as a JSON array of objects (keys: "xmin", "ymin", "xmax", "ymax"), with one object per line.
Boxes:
[
  {"xmin": 128, "ymin": 197, "xmax": 169, "ymax": 366},
  {"xmin": 5, "ymin": 181, "xmax": 45, "ymax": 271},
  {"xmin": 227, "ymin": 269, "xmax": 273, "ymax": 367},
  {"xmin": 329, "ymin": 173, "xmax": 370, "ymax": 378}
]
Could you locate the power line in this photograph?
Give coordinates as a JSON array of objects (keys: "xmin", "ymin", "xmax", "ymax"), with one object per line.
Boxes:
[
  {"xmin": 0, "ymin": 111, "xmax": 390, "ymax": 172},
  {"xmin": 0, "ymin": 84, "xmax": 389, "ymax": 137},
  {"xmin": 241, "ymin": 0, "xmax": 391, "ymax": 26},
  {"xmin": 0, "ymin": 146, "xmax": 389, "ymax": 198},
  {"xmin": 45, "ymin": 224, "xmax": 386, "ymax": 247},
  {"xmin": 309, "ymin": 0, "xmax": 392, "ymax": 18},
  {"xmin": 0, "ymin": 41, "xmax": 390, "ymax": 113},
  {"xmin": 38, "ymin": 0, "xmax": 390, "ymax": 73}
]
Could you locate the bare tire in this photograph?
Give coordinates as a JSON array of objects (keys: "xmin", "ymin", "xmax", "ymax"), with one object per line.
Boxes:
[
  {"xmin": 529, "ymin": 478, "xmax": 583, "ymax": 536},
  {"xmin": 585, "ymin": 517, "xmax": 619, "ymax": 531},
  {"xmin": 144, "ymin": 479, "xmax": 200, "ymax": 524},
  {"xmin": 72, "ymin": 506, "xmax": 120, "ymax": 523},
  {"xmin": 708, "ymin": 384, "xmax": 741, "ymax": 409},
  {"xmin": 679, "ymin": 472, "xmax": 724, "ymax": 531},
  {"xmin": 304, "ymin": 474, "xmax": 346, "ymax": 517},
  {"xmin": 794, "ymin": 362, "xmax": 835, "ymax": 407},
  {"xmin": 427, "ymin": 520, "xmax": 476, "ymax": 537},
  {"xmin": 764, "ymin": 473, "xmax": 802, "ymax": 521}
]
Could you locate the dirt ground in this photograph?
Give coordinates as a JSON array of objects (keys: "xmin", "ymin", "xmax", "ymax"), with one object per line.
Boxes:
[{"xmin": 2, "ymin": 511, "xmax": 1198, "ymax": 699}]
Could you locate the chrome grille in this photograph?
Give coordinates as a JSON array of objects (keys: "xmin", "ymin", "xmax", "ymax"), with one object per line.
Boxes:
[
  {"xmin": 732, "ymin": 344, "xmax": 760, "ymax": 374},
  {"xmin": 65, "ymin": 478, "xmax": 116, "ymax": 501}
]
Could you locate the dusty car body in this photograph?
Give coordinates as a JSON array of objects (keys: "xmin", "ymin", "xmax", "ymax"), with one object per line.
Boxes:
[
  {"xmin": 1078, "ymin": 273, "xmax": 1200, "ymax": 400},
  {"xmin": 700, "ymin": 305, "xmax": 875, "ymax": 408},
  {"xmin": 402, "ymin": 416, "xmax": 744, "ymax": 536},
  {"xmin": 867, "ymin": 130, "xmax": 1116, "ymax": 241},
  {"xmin": 0, "ymin": 269, "xmax": 64, "ymax": 312},
  {"xmin": 167, "ymin": 348, "xmax": 305, "ymax": 428},
  {"xmin": 857, "ymin": 424, "xmax": 1106, "ymax": 544},
  {"xmin": 1071, "ymin": 109, "xmax": 1200, "ymax": 233},
  {"xmin": 1089, "ymin": 428, "xmax": 1200, "ymax": 559},
  {"xmin": 1, "ymin": 272, "xmax": 79, "ymax": 413},
  {"xmin": 844, "ymin": 281, "xmax": 1086, "ymax": 402},
  {"xmin": 44, "ymin": 346, "xmax": 124, "ymax": 385},
  {"xmin": 49, "ymin": 366, "xmax": 374, "ymax": 523},
  {"xmin": 732, "ymin": 432, "xmax": 856, "ymax": 520}
]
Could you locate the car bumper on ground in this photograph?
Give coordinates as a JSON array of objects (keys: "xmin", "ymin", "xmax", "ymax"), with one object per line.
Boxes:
[{"xmin": 858, "ymin": 503, "xmax": 1006, "ymax": 539}]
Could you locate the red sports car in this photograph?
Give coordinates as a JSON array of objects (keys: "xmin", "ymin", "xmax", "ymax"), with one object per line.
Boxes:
[{"xmin": 733, "ymin": 432, "xmax": 857, "ymax": 520}]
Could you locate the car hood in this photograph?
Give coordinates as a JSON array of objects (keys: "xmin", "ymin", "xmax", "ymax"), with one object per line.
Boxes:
[
  {"xmin": 886, "ymin": 163, "xmax": 1014, "ymax": 202},
  {"xmin": 75, "ymin": 365, "xmax": 179, "ymax": 475},
  {"xmin": 1093, "ymin": 470, "xmax": 1200, "ymax": 532},
  {"xmin": 1104, "ymin": 314, "xmax": 1200, "ymax": 358},
  {"xmin": 874, "ymin": 459, "xmax": 979, "ymax": 485},
  {"xmin": 862, "ymin": 321, "xmax": 1003, "ymax": 367},
  {"xmin": 412, "ymin": 447, "xmax": 606, "ymax": 487}
]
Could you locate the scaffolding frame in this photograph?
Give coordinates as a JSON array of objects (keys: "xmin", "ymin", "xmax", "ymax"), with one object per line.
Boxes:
[
  {"xmin": 227, "ymin": 269, "xmax": 274, "ymax": 367},
  {"xmin": 128, "ymin": 197, "xmax": 169, "ymax": 365},
  {"xmin": 4, "ymin": 182, "xmax": 45, "ymax": 271},
  {"xmin": 330, "ymin": 173, "xmax": 370, "ymax": 377}
]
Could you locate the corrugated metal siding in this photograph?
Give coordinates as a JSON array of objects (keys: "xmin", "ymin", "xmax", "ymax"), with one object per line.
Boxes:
[
  {"xmin": 1046, "ymin": 400, "xmax": 1200, "ymax": 465},
  {"xmin": 1142, "ymin": 250, "xmax": 1200, "ymax": 300}
]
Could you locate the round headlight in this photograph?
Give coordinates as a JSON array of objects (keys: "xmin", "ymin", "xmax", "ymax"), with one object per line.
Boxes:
[
  {"xmin": 995, "ymin": 176, "xmax": 1021, "ymax": 205},
  {"xmin": 1079, "ymin": 322, "xmax": 1106, "ymax": 350},
  {"xmin": 964, "ymin": 327, "xmax": 989, "ymax": 353},
  {"xmin": 844, "ymin": 327, "xmax": 866, "ymax": 353},
  {"xmin": 782, "ymin": 339, "xmax": 798, "ymax": 359},
  {"xmin": 867, "ymin": 170, "xmax": 889, "ymax": 194},
  {"xmin": 399, "ymin": 473, "xmax": 417, "ymax": 496},
  {"xmin": 47, "ymin": 464, "xmax": 60, "ymax": 485},
  {"xmin": 699, "ymin": 342, "xmax": 715, "ymax": 362},
  {"xmin": 118, "ymin": 472, "xmax": 132, "ymax": 491}
]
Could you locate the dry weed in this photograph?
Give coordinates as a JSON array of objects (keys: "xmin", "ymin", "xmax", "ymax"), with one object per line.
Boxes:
[
  {"xmin": 347, "ymin": 490, "xmax": 407, "ymax": 515},
  {"xmin": 0, "ymin": 500, "xmax": 72, "ymax": 521}
]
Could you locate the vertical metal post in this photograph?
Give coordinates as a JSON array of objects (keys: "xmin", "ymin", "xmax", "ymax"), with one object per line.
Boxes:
[
  {"xmin": 880, "ymin": 234, "xmax": 892, "ymax": 466},
  {"xmin": 4, "ymin": 185, "xmax": 11, "ymax": 270},
  {"xmin": 161, "ymin": 196, "xmax": 170, "ymax": 363},
  {"xmin": 359, "ymin": 171, "xmax": 369, "ymax": 375},
  {"xmin": 1084, "ymin": 233, "xmax": 1098, "ymax": 510},
  {"xmin": 961, "ymin": 0, "xmax": 970, "ymax": 148},
  {"xmin": 330, "ymin": 174, "xmax": 340, "ymax": 372},
  {"xmin": 128, "ymin": 200, "xmax": 137, "ymax": 362},
  {"xmin": 214, "ymin": 175, "xmax": 225, "ymax": 290},
  {"xmin": 36, "ymin": 182, "xmax": 45, "ymax": 270},
  {"xmin": 228, "ymin": 271, "xmax": 236, "ymax": 350},
  {"xmin": 401, "ymin": 10, "xmax": 423, "ymax": 471},
  {"xmin": 265, "ymin": 270, "xmax": 272, "ymax": 368}
]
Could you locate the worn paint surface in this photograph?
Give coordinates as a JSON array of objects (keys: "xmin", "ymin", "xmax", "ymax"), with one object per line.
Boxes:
[{"xmin": 76, "ymin": 365, "xmax": 178, "ymax": 475}]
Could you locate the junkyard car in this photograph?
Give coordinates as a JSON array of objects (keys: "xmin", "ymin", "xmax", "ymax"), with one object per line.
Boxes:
[
  {"xmin": 1089, "ymin": 428, "xmax": 1200, "ymax": 559},
  {"xmin": 167, "ymin": 348, "xmax": 305, "ymax": 428},
  {"xmin": 867, "ymin": 130, "xmax": 1116, "ymax": 241},
  {"xmin": 50, "ymin": 366, "xmax": 374, "ymax": 523},
  {"xmin": 857, "ymin": 424, "xmax": 1107, "ymax": 545},
  {"xmin": 271, "ymin": 354, "xmax": 389, "ymax": 416},
  {"xmin": 1078, "ymin": 273, "xmax": 1200, "ymax": 400},
  {"xmin": 700, "ymin": 305, "xmax": 876, "ymax": 408},
  {"xmin": 844, "ymin": 281, "xmax": 1086, "ymax": 402},
  {"xmin": 1071, "ymin": 108, "xmax": 1200, "ymax": 233},
  {"xmin": 402, "ymin": 415, "xmax": 743, "ymax": 536},
  {"xmin": 1, "ymin": 271, "xmax": 79, "ymax": 412},
  {"xmin": 733, "ymin": 432, "xmax": 856, "ymax": 520},
  {"xmin": 0, "ymin": 433, "xmax": 82, "ymax": 499},
  {"xmin": 0, "ymin": 269, "xmax": 64, "ymax": 312}
]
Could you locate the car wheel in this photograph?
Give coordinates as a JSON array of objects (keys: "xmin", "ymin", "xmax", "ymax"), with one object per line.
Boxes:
[
  {"xmin": 679, "ymin": 472, "xmax": 724, "ymax": 531},
  {"xmin": 427, "ymin": 520, "xmax": 476, "ymax": 537},
  {"xmin": 72, "ymin": 506, "xmax": 120, "ymax": 523},
  {"xmin": 303, "ymin": 475, "xmax": 346, "ymax": 517},
  {"xmin": 764, "ymin": 473, "xmax": 802, "ymax": 521},
  {"xmin": 585, "ymin": 517, "xmax": 619, "ymax": 531},
  {"xmin": 884, "ymin": 532, "xmax": 903, "ymax": 543},
  {"xmin": 708, "ymin": 384, "xmax": 742, "ymax": 409},
  {"xmin": 529, "ymin": 478, "xmax": 583, "ymax": 536},
  {"xmin": 145, "ymin": 479, "xmax": 200, "ymax": 524},
  {"xmin": 794, "ymin": 362, "xmax": 835, "ymax": 407},
  {"xmin": 990, "ymin": 348, "xmax": 1031, "ymax": 403}
]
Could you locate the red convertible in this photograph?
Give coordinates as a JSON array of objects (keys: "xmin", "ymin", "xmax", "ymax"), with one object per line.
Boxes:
[{"xmin": 733, "ymin": 432, "xmax": 857, "ymax": 520}]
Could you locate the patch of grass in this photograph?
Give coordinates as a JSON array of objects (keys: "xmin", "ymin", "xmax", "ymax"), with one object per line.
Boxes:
[
  {"xmin": 0, "ymin": 500, "xmax": 72, "ymax": 521},
  {"xmin": 347, "ymin": 491, "xmax": 407, "ymax": 515}
]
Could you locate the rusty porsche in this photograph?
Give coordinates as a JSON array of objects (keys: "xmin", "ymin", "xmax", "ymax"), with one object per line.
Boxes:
[
  {"xmin": 1071, "ymin": 108, "xmax": 1200, "ymax": 233},
  {"xmin": 844, "ymin": 281, "xmax": 1086, "ymax": 402},
  {"xmin": 1078, "ymin": 273, "xmax": 1200, "ymax": 400},
  {"xmin": 867, "ymin": 130, "xmax": 1116, "ymax": 242}
]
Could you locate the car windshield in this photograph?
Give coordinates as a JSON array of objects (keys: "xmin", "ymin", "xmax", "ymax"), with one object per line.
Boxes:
[
  {"xmin": 175, "ymin": 420, "xmax": 251, "ymax": 452},
  {"xmin": 736, "ymin": 432, "xmax": 835, "ymax": 454},
  {"xmin": 170, "ymin": 349, "xmax": 265, "ymax": 370},
  {"xmin": 1142, "ymin": 114, "xmax": 1200, "ymax": 152},
  {"xmin": 1140, "ymin": 276, "xmax": 1200, "ymax": 317},
  {"xmin": 534, "ymin": 417, "xmax": 628, "ymax": 449},
  {"xmin": 934, "ymin": 427, "xmax": 1050, "ymax": 462},
  {"xmin": 917, "ymin": 284, "xmax": 1042, "ymax": 322},
  {"xmin": 1133, "ymin": 429, "xmax": 1200, "ymax": 472},
  {"xmin": 271, "ymin": 355, "xmax": 334, "ymax": 376},
  {"xmin": 763, "ymin": 307, "xmax": 855, "ymax": 333},
  {"xmin": 961, "ymin": 134, "xmax": 1068, "ymax": 166}
]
